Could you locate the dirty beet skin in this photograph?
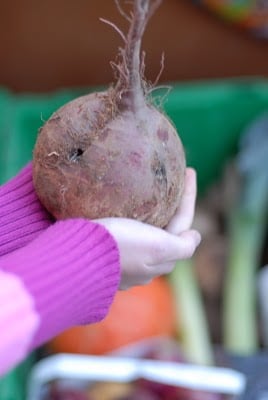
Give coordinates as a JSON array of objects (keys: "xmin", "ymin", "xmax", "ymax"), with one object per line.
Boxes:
[{"xmin": 33, "ymin": 0, "xmax": 186, "ymax": 228}]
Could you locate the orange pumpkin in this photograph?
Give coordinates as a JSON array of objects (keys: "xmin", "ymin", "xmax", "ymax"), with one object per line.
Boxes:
[{"xmin": 48, "ymin": 277, "xmax": 176, "ymax": 355}]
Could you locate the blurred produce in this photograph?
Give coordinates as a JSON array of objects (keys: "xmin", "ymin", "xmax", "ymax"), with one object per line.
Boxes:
[
  {"xmin": 48, "ymin": 277, "xmax": 176, "ymax": 355},
  {"xmin": 168, "ymin": 112, "xmax": 268, "ymax": 364},
  {"xmin": 47, "ymin": 385, "xmax": 88, "ymax": 400},
  {"xmin": 223, "ymin": 113, "xmax": 268, "ymax": 355},
  {"xmin": 193, "ymin": 201, "xmax": 227, "ymax": 344},
  {"xmin": 87, "ymin": 382, "xmax": 134, "ymax": 400},
  {"xmin": 168, "ymin": 182, "xmax": 227, "ymax": 365},
  {"xmin": 169, "ymin": 257, "xmax": 214, "ymax": 366},
  {"xmin": 47, "ymin": 381, "xmax": 221, "ymax": 400},
  {"xmin": 44, "ymin": 343, "xmax": 222, "ymax": 400},
  {"xmin": 194, "ymin": 194, "xmax": 227, "ymax": 298}
]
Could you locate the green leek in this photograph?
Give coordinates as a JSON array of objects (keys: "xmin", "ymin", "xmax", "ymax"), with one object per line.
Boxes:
[
  {"xmin": 169, "ymin": 259, "xmax": 214, "ymax": 366},
  {"xmin": 223, "ymin": 114, "xmax": 268, "ymax": 354}
]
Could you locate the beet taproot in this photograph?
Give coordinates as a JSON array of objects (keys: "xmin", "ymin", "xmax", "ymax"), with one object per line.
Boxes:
[{"xmin": 33, "ymin": 0, "xmax": 186, "ymax": 228}]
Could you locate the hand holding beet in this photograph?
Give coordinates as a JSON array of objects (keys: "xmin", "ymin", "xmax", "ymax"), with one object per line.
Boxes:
[
  {"xmin": 96, "ymin": 168, "xmax": 201, "ymax": 290},
  {"xmin": 31, "ymin": 1, "xmax": 196, "ymax": 289}
]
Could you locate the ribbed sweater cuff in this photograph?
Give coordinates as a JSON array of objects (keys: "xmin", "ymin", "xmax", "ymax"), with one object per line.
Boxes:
[
  {"xmin": 0, "ymin": 163, "xmax": 53, "ymax": 257},
  {"xmin": 0, "ymin": 218, "xmax": 120, "ymax": 350}
]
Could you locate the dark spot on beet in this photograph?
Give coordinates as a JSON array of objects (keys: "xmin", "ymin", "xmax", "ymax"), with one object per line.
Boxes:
[
  {"xmin": 157, "ymin": 129, "xmax": 168, "ymax": 142},
  {"xmin": 137, "ymin": 196, "xmax": 158, "ymax": 222},
  {"xmin": 152, "ymin": 158, "xmax": 166, "ymax": 179},
  {"xmin": 151, "ymin": 153, "xmax": 168, "ymax": 188},
  {"xmin": 69, "ymin": 148, "xmax": 84, "ymax": 162},
  {"xmin": 155, "ymin": 163, "xmax": 166, "ymax": 180}
]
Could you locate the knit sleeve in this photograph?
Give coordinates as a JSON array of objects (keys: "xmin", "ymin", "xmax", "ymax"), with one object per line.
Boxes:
[
  {"xmin": 0, "ymin": 218, "xmax": 121, "ymax": 376},
  {"xmin": 0, "ymin": 163, "xmax": 53, "ymax": 257}
]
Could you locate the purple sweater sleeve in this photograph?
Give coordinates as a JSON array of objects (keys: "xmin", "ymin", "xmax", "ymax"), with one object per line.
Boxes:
[
  {"xmin": 0, "ymin": 163, "xmax": 53, "ymax": 257},
  {"xmin": 0, "ymin": 165, "xmax": 121, "ymax": 376}
]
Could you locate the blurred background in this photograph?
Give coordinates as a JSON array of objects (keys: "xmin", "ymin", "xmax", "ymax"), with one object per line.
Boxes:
[
  {"xmin": 0, "ymin": 0, "xmax": 268, "ymax": 93},
  {"xmin": 1, "ymin": 2, "xmax": 268, "ymax": 399}
]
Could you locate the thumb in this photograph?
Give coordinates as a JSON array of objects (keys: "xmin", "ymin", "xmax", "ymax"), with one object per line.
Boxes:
[{"xmin": 177, "ymin": 230, "xmax": 202, "ymax": 259}]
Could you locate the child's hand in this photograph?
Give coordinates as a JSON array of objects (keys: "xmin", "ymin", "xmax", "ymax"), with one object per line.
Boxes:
[{"xmin": 96, "ymin": 168, "xmax": 201, "ymax": 289}]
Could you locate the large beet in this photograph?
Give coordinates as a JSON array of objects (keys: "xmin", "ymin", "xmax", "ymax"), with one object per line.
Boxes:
[{"xmin": 33, "ymin": 0, "xmax": 186, "ymax": 228}]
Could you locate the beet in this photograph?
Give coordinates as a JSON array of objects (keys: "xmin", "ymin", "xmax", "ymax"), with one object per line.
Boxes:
[{"xmin": 33, "ymin": 0, "xmax": 186, "ymax": 228}]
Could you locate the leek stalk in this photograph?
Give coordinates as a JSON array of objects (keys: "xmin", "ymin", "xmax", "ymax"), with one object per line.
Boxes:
[
  {"xmin": 169, "ymin": 260, "xmax": 214, "ymax": 366},
  {"xmin": 223, "ymin": 114, "xmax": 268, "ymax": 354}
]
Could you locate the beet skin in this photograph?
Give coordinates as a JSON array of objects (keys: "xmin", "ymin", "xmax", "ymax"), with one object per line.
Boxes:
[{"xmin": 32, "ymin": 0, "xmax": 186, "ymax": 228}]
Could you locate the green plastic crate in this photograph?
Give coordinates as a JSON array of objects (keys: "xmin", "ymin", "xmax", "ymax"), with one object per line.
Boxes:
[{"xmin": 0, "ymin": 78, "xmax": 268, "ymax": 399}]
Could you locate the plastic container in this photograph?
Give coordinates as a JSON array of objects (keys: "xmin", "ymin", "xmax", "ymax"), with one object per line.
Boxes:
[
  {"xmin": 1, "ymin": 78, "xmax": 268, "ymax": 399},
  {"xmin": 27, "ymin": 337, "xmax": 246, "ymax": 399}
]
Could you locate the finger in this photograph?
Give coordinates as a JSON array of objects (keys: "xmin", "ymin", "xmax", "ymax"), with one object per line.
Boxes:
[
  {"xmin": 147, "ymin": 229, "xmax": 201, "ymax": 266},
  {"xmin": 166, "ymin": 168, "xmax": 197, "ymax": 235},
  {"xmin": 145, "ymin": 261, "xmax": 176, "ymax": 277}
]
